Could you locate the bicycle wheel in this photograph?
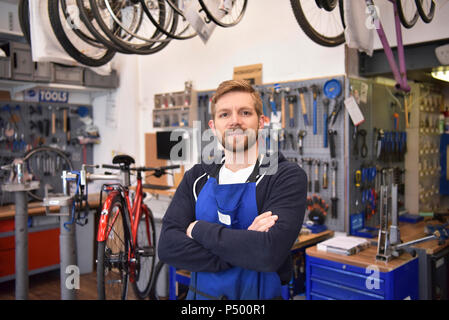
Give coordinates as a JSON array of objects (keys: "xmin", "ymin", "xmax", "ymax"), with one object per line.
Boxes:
[
  {"xmin": 75, "ymin": 0, "xmax": 129, "ymax": 53},
  {"xmin": 48, "ymin": 0, "xmax": 116, "ymax": 67},
  {"xmin": 140, "ymin": 0, "xmax": 197, "ymax": 40},
  {"xmin": 397, "ymin": 0, "xmax": 419, "ymax": 29},
  {"xmin": 23, "ymin": 146, "xmax": 73, "ymax": 202},
  {"xmin": 18, "ymin": 0, "xmax": 31, "ymax": 44},
  {"xmin": 148, "ymin": 260, "xmax": 165, "ymax": 300},
  {"xmin": 131, "ymin": 204, "xmax": 156, "ymax": 299},
  {"xmin": 97, "ymin": 194, "xmax": 130, "ymax": 300},
  {"xmin": 415, "ymin": 0, "xmax": 435, "ymax": 23},
  {"xmin": 89, "ymin": 0, "xmax": 173, "ymax": 55},
  {"xmin": 290, "ymin": 0, "xmax": 345, "ymax": 47},
  {"xmin": 198, "ymin": 0, "xmax": 248, "ymax": 28}
]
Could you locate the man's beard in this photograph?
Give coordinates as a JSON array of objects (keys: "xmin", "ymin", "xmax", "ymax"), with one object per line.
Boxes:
[{"xmin": 220, "ymin": 128, "xmax": 258, "ymax": 152}]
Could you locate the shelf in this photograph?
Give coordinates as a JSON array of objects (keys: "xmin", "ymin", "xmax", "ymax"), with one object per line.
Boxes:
[{"xmin": 0, "ymin": 79, "xmax": 113, "ymax": 98}]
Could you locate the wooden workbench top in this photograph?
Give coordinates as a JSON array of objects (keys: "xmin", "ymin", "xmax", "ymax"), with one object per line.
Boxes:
[
  {"xmin": 0, "ymin": 193, "xmax": 102, "ymax": 220},
  {"xmin": 306, "ymin": 245, "xmax": 416, "ymax": 273},
  {"xmin": 292, "ymin": 230, "xmax": 334, "ymax": 250},
  {"xmin": 398, "ymin": 219, "xmax": 449, "ymax": 255}
]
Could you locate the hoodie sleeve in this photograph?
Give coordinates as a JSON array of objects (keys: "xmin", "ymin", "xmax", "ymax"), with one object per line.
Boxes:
[
  {"xmin": 191, "ymin": 163, "xmax": 307, "ymax": 273},
  {"xmin": 158, "ymin": 167, "xmax": 233, "ymax": 272}
]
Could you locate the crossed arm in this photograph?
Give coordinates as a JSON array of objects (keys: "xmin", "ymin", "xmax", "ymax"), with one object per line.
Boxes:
[{"xmin": 158, "ymin": 166, "xmax": 307, "ymax": 273}]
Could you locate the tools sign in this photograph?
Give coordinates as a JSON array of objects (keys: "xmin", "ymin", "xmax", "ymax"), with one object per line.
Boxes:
[{"xmin": 25, "ymin": 89, "xmax": 69, "ymax": 104}]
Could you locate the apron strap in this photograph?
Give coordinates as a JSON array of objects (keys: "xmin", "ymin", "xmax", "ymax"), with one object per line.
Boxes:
[{"xmin": 212, "ymin": 155, "xmax": 264, "ymax": 184}]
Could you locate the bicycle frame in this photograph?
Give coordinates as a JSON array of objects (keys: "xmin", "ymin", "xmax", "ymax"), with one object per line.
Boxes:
[
  {"xmin": 97, "ymin": 171, "xmax": 150, "ymax": 250},
  {"xmin": 366, "ymin": 0, "xmax": 410, "ymax": 92}
]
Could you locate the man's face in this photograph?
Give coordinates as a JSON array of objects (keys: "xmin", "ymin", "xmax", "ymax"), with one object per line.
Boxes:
[{"xmin": 209, "ymin": 91, "xmax": 265, "ymax": 153}]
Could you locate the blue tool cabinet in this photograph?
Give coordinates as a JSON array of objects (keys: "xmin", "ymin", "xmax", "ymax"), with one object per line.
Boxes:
[{"xmin": 306, "ymin": 247, "xmax": 419, "ymax": 300}]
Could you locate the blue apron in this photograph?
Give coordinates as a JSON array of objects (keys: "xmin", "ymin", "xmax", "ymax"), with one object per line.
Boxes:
[{"xmin": 187, "ymin": 161, "xmax": 282, "ymax": 300}]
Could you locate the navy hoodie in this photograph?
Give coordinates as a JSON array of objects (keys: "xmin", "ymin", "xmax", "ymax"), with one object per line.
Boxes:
[{"xmin": 158, "ymin": 152, "xmax": 307, "ymax": 284}]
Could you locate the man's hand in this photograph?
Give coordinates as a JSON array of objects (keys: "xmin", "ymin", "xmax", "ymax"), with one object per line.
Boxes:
[
  {"xmin": 247, "ymin": 211, "xmax": 278, "ymax": 232},
  {"xmin": 186, "ymin": 220, "xmax": 199, "ymax": 239}
]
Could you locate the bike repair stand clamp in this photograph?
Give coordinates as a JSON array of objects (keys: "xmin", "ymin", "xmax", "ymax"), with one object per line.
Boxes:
[
  {"xmin": 42, "ymin": 170, "xmax": 77, "ymax": 300},
  {"xmin": 1, "ymin": 158, "xmax": 40, "ymax": 300}
]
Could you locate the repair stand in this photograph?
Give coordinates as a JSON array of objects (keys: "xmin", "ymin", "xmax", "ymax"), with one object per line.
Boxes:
[
  {"xmin": 43, "ymin": 171, "xmax": 77, "ymax": 300},
  {"xmin": 2, "ymin": 179, "xmax": 39, "ymax": 300}
]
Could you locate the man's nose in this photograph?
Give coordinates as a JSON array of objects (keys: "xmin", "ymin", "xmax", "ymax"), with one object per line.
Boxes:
[{"xmin": 229, "ymin": 111, "xmax": 241, "ymax": 126}]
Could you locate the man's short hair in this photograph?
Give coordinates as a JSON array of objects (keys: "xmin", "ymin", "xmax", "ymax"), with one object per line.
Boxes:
[{"xmin": 211, "ymin": 80, "xmax": 263, "ymax": 119}]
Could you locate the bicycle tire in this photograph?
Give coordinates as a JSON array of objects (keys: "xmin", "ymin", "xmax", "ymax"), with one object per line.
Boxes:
[
  {"xmin": 396, "ymin": 0, "xmax": 419, "ymax": 29},
  {"xmin": 139, "ymin": 0, "xmax": 197, "ymax": 40},
  {"xmin": 97, "ymin": 194, "xmax": 130, "ymax": 300},
  {"xmin": 415, "ymin": 0, "xmax": 435, "ymax": 23},
  {"xmin": 48, "ymin": 0, "xmax": 116, "ymax": 67},
  {"xmin": 131, "ymin": 204, "xmax": 156, "ymax": 299},
  {"xmin": 23, "ymin": 146, "xmax": 73, "ymax": 202},
  {"xmin": 148, "ymin": 260, "xmax": 165, "ymax": 300},
  {"xmin": 290, "ymin": 0, "xmax": 345, "ymax": 47},
  {"xmin": 88, "ymin": 0, "xmax": 173, "ymax": 55},
  {"xmin": 18, "ymin": 0, "xmax": 31, "ymax": 44},
  {"xmin": 60, "ymin": 0, "xmax": 106, "ymax": 49},
  {"xmin": 198, "ymin": 0, "xmax": 247, "ymax": 28},
  {"xmin": 75, "ymin": 0, "xmax": 129, "ymax": 53}
]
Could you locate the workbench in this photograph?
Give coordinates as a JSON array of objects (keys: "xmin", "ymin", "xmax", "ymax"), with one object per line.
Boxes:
[
  {"xmin": 0, "ymin": 194, "xmax": 101, "ymax": 282},
  {"xmin": 305, "ymin": 218, "xmax": 449, "ymax": 300},
  {"xmin": 398, "ymin": 219, "xmax": 449, "ymax": 300}
]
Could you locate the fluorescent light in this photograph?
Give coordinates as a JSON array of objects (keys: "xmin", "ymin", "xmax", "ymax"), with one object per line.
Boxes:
[{"xmin": 431, "ymin": 69, "xmax": 449, "ymax": 82}]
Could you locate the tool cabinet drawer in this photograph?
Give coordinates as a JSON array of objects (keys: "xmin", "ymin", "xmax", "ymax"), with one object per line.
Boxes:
[
  {"xmin": 310, "ymin": 277, "xmax": 384, "ymax": 300},
  {"xmin": 310, "ymin": 262, "xmax": 386, "ymax": 296},
  {"xmin": 306, "ymin": 254, "xmax": 419, "ymax": 300}
]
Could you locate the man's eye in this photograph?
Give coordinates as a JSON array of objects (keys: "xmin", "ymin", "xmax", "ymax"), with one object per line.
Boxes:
[
  {"xmin": 242, "ymin": 111, "xmax": 252, "ymax": 116},
  {"xmin": 219, "ymin": 113, "xmax": 228, "ymax": 118}
]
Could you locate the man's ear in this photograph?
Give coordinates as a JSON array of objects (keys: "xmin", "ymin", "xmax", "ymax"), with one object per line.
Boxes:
[
  {"xmin": 208, "ymin": 119, "xmax": 216, "ymax": 134},
  {"xmin": 259, "ymin": 115, "xmax": 265, "ymax": 129}
]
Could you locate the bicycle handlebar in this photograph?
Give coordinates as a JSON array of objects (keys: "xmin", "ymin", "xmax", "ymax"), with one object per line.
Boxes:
[{"xmin": 101, "ymin": 164, "xmax": 180, "ymax": 172}]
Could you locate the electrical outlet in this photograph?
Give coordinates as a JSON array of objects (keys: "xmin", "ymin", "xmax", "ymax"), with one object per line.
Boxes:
[{"xmin": 435, "ymin": 44, "xmax": 449, "ymax": 66}]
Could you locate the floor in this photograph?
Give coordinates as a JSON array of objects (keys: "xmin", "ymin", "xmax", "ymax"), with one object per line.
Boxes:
[{"xmin": 0, "ymin": 270, "xmax": 141, "ymax": 300}]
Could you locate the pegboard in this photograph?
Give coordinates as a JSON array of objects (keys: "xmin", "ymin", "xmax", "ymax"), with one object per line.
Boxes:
[
  {"xmin": 347, "ymin": 78, "xmax": 407, "ymax": 232},
  {"xmin": 197, "ymin": 76, "xmax": 347, "ymax": 232},
  {"xmin": 0, "ymin": 101, "xmax": 94, "ymax": 205}
]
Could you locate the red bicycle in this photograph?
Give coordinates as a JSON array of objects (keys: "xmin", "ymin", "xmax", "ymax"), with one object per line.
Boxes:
[{"xmin": 95, "ymin": 155, "xmax": 179, "ymax": 299}]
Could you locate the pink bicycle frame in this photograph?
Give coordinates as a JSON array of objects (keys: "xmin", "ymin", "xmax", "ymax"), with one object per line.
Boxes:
[{"xmin": 366, "ymin": 0, "xmax": 411, "ymax": 92}]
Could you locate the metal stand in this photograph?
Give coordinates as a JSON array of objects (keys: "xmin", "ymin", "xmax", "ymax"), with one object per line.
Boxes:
[
  {"xmin": 1, "ymin": 172, "xmax": 39, "ymax": 300},
  {"xmin": 43, "ymin": 171, "xmax": 77, "ymax": 300}
]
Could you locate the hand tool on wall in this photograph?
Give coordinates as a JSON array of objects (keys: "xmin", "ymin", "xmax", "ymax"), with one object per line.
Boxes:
[
  {"xmin": 329, "ymin": 99, "xmax": 343, "ymax": 126},
  {"xmin": 63, "ymin": 108, "xmax": 67, "ymax": 133},
  {"xmin": 288, "ymin": 95, "xmax": 296, "ymax": 128},
  {"xmin": 297, "ymin": 87, "xmax": 309, "ymax": 126},
  {"xmin": 310, "ymin": 85, "xmax": 320, "ymax": 135},
  {"xmin": 305, "ymin": 158, "xmax": 313, "ymax": 192},
  {"xmin": 359, "ymin": 129, "xmax": 368, "ymax": 158},
  {"xmin": 50, "ymin": 106, "xmax": 56, "ymax": 135},
  {"xmin": 297, "ymin": 130, "xmax": 307, "ymax": 155},
  {"xmin": 323, "ymin": 78, "xmax": 342, "ymax": 140},
  {"xmin": 313, "ymin": 159, "xmax": 320, "ymax": 193},
  {"xmin": 322, "ymin": 98, "xmax": 329, "ymax": 148},
  {"xmin": 328, "ymin": 129, "xmax": 337, "ymax": 158},
  {"xmin": 330, "ymin": 160, "xmax": 338, "ymax": 219},
  {"xmin": 322, "ymin": 161, "xmax": 328, "ymax": 189},
  {"xmin": 270, "ymin": 87, "xmax": 278, "ymax": 115},
  {"xmin": 281, "ymin": 86, "xmax": 289, "ymax": 129}
]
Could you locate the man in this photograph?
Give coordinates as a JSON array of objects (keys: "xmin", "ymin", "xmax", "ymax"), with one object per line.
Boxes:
[{"xmin": 158, "ymin": 80, "xmax": 307, "ymax": 300}]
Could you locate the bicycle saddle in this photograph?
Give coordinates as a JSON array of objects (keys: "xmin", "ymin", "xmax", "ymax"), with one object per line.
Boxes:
[{"xmin": 112, "ymin": 155, "xmax": 135, "ymax": 167}]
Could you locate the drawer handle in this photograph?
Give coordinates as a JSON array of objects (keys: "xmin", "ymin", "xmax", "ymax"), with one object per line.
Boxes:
[{"xmin": 342, "ymin": 265, "xmax": 346, "ymax": 270}]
